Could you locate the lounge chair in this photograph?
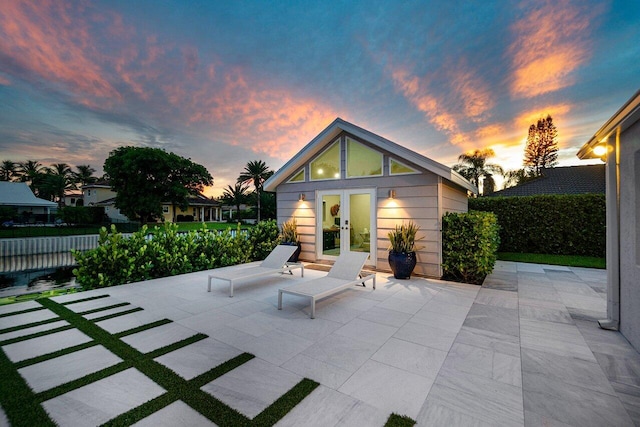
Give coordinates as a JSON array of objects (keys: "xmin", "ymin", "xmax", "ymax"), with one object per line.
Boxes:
[
  {"xmin": 278, "ymin": 251, "xmax": 375, "ymax": 318},
  {"xmin": 207, "ymin": 245, "xmax": 304, "ymax": 297}
]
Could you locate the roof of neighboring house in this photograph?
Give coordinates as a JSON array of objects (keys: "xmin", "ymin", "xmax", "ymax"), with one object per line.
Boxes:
[
  {"xmin": 0, "ymin": 182, "xmax": 58, "ymax": 207},
  {"xmin": 578, "ymin": 89, "xmax": 640, "ymax": 159},
  {"xmin": 94, "ymin": 195, "xmax": 220, "ymax": 207},
  {"xmin": 488, "ymin": 165, "xmax": 605, "ymax": 197},
  {"xmin": 263, "ymin": 118, "xmax": 477, "ymax": 193}
]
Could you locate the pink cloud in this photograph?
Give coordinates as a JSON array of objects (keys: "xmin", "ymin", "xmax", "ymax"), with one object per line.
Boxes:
[
  {"xmin": 0, "ymin": 0, "xmax": 120, "ymax": 105},
  {"xmin": 508, "ymin": 0, "xmax": 601, "ymax": 99}
]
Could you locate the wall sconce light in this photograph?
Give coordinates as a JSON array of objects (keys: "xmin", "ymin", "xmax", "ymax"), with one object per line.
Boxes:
[
  {"xmin": 388, "ymin": 189, "xmax": 396, "ymax": 199},
  {"xmin": 592, "ymin": 144, "xmax": 608, "ymax": 157},
  {"xmin": 298, "ymin": 193, "xmax": 306, "ymax": 201}
]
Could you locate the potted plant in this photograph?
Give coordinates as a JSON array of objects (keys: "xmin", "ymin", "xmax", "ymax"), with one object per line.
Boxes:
[
  {"xmin": 388, "ymin": 221, "xmax": 423, "ymax": 279},
  {"xmin": 279, "ymin": 218, "xmax": 302, "ymax": 262}
]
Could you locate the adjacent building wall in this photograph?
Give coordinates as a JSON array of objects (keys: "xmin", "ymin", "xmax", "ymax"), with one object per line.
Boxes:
[{"xmin": 619, "ymin": 119, "xmax": 640, "ymax": 350}]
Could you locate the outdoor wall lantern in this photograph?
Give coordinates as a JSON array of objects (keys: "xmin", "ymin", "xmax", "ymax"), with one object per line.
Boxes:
[
  {"xmin": 298, "ymin": 193, "xmax": 306, "ymax": 201},
  {"xmin": 388, "ymin": 189, "xmax": 396, "ymax": 199},
  {"xmin": 592, "ymin": 144, "xmax": 608, "ymax": 157}
]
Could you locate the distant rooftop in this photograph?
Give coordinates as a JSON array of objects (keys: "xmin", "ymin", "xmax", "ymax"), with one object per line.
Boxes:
[
  {"xmin": 488, "ymin": 164, "xmax": 605, "ymax": 197},
  {"xmin": 0, "ymin": 182, "xmax": 58, "ymax": 207}
]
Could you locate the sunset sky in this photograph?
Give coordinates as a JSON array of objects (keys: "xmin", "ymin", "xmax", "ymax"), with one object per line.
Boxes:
[{"xmin": 0, "ymin": 0, "xmax": 638, "ymax": 196}]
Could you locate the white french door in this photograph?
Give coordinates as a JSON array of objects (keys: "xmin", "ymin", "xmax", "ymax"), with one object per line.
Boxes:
[{"xmin": 316, "ymin": 188, "xmax": 376, "ymax": 265}]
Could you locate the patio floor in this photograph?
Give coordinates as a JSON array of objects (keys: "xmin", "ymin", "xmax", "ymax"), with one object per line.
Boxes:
[{"xmin": 1, "ymin": 261, "xmax": 640, "ymax": 426}]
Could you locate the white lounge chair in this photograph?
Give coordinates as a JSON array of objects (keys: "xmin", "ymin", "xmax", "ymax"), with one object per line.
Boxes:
[
  {"xmin": 278, "ymin": 251, "xmax": 375, "ymax": 318},
  {"xmin": 207, "ymin": 245, "xmax": 304, "ymax": 297}
]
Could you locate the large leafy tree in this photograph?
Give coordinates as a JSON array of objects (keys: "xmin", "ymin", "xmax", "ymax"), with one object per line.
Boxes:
[
  {"xmin": 452, "ymin": 149, "xmax": 504, "ymax": 196},
  {"xmin": 104, "ymin": 146, "xmax": 213, "ymax": 223},
  {"xmin": 0, "ymin": 160, "xmax": 17, "ymax": 181},
  {"xmin": 41, "ymin": 163, "xmax": 76, "ymax": 206},
  {"xmin": 221, "ymin": 183, "xmax": 249, "ymax": 218},
  {"xmin": 237, "ymin": 160, "xmax": 272, "ymax": 222},
  {"xmin": 524, "ymin": 115, "xmax": 558, "ymax": 175}
]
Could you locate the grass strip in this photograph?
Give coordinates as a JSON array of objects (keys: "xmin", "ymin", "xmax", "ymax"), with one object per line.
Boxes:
[
  {"xmin": 78, "ymin": 302, "xmax": 130, "ymax": 316},
  {"xmin": 38, "ymin": 298, "xmax": 254, "ymax": 426},
  {"xmin": 36, "ymin": 361, "xmax": 133, "ymax": 403},
  {"xmin": 385, "ymin": 413, "xmax": 416, "ymax": 426},
  {"xmin": 0, "ymin": 324, "xmax": 74, "ymax": 346},
  {"xmin": 100, "ymin": 392, "xmax": 177, "ymax": 427},
  {"xmin": 146, "ymin": 333, "xmax": 208, "ymax": 359},
  {"xmin": 90, "ymin": 307, "xmax": 144, "ymax": 323},
  {"xmin": 62, "ymin": 294, "xmax": 110, "ymax": 305},
  {"xmin": 190, "ymin": 353, "xmax": 255, "ymax": 388},
  {"xmin": 252, "ymin": 378, "xmax": 320, "ymax": 427},
  {"xmin": 0, "ymin": 306, "xmax": 45, "ymax": 318},
  {"xmin": 14, "ymin": 341, "xmax": 98, "ymax": 369},
  {"xmin": 0, "ymin": 288, "xmax": 79, "ymax": 306},
  {"xmin": 497, "ymin": 252, "xmax": 606, "ymax": 269},
  {"xmin": 114, "ymin": 319, "xmax": 173, "ymax": 338},
  {"xmin": 0, "ymin": 316, "xmax": 61, "ymax": 335},
  {"xmin": 0, "ymin": 348, "xmax": 56, "ymax": 427}
]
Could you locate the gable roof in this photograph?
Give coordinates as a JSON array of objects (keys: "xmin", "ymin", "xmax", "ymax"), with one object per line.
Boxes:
[
  {"xmin": 0, "ymin": 182, "xmax": 58, "ymax": 208},
  {"xmin": 488, "ymin": 165, "xmax": 605, "ymax": 197},
  {"xmin": 263, "ymin": 118, "xmax": 477, "ymax": 193}
]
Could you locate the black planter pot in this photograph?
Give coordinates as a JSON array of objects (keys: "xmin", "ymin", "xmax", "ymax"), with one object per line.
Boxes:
[
  {"xmin": 388, "ymin": 251, "xmax": 417, "ymax": 279},
  {"xmin": 282, "ymin": 242, "xmax": 302, "ymax": 262}
]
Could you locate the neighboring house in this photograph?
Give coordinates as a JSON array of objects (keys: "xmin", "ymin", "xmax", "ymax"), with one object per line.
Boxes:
[
  {"xmin": 82, "ymin": 183, "xmax": 129, "ymax": 222},
  {"xmin": 0, "ymin": 182, "xmax": 58, "ymax": 223},
  {"xmin": 578, "ymin": 89, "xmax": 640, "ymax": 351},
  {"xmin": 489, "ymin": 165, "xmax": 605, "ymax": 197},
  {"xmin": 161, "ymin": 195, "xmax": 222, "ymax": 222},
  {"xmin": 263, "ymin": 118, "xmax": 476, "ymax": 277},
  {"xmin": 63, "ymin": 192, "xmax": 84, "ymax": 207}
]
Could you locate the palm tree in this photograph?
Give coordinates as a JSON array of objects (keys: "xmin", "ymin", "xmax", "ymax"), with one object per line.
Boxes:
[
  {"xmin": 452, "ymin": 149, "xmax": 504, "ymax": 196},
  {"xmin": 47, "ymin": 163, "xmax": 76, "ymax": 206},
  {"xmin": 237, "ymin": 160, "xmax": 272, "ymax": 222},
  {"xmin": 73, "ymin": 164, "xmax": 97, "ymax": 188},
  {"xmin": 0, "ymin": 160, "xmax": 17, "ymax": 181},
  {"xmin": 17, "ymin": 160, "xmax": 44, "ymax": 188},
  {"xmin": 221, "ymin": 183, "xmax": 249, "ymax": 219}
]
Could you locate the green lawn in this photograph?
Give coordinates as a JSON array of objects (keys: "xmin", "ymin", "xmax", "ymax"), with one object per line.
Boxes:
[{"xmin": 497, "ymin": 252, "xmax": 606, "ymax": 269}]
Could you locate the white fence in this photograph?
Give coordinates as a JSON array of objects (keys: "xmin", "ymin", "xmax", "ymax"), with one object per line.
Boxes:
[{"xmin": 0, "ymin": 235, "xmax": 101, "ymax": 257}]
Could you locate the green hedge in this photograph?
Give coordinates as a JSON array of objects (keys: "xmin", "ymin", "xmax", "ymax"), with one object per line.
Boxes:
[
  {"xmin": 59, "ymin": 206, "xmax": 106, "ymax": 224},
  {"xmin": 441, "ymin": 211, "xmax": 500, "ymax": 285},
  {"xmin": 469, "ymin": 194, "xmax": 605, "ymax": 257},
  {"xmin": 72, "ymin": 222, "xmax": 279, "ymax": 289}
]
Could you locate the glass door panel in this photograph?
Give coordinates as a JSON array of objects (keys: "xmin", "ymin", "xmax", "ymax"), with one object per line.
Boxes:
[
  {"xmin": 319, "ymin": 192, "xmax": 341, "ymax": 256},
  {"xmin": 347, "ymin": 193, "xmax": 371, "ymax": 253}
]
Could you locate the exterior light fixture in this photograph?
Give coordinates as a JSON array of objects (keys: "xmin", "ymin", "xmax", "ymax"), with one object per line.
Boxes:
[
  {"xmin": 593, "ymin": 144, "xmax": 608, "ymax": 157},
  {"xmin": 388, "ymin": 189, "xmax": 396, "ymax": 199},
  {"xmin": 299, "ymin": 193, "xmax": 306, "ymax": 201}
]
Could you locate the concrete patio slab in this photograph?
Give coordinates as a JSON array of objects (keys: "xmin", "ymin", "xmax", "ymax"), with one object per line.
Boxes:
[
  {"xmin": 0, "ymin": 319, "xmax": 69, "ymax": 342},
  {"xmin": 0, "ymin": 300, "xmax": 40, "ymax": 315},
  {"xmin": 121, "ymin": 322, "xmax": 200, "ymax": 353},
  {"xmin": 41, "ymin": 368, "xmax": 165, "ymax": 427},
  {"xmin": 96, "ymin": 310, "xmax": 169, "ymax": 334},
  {"xmin": 18, "ymin": 345, "xmax": 122, "ymax": 393},
  {"xmin": 154, "ymin": 337, "xmax": 242, "ymax": 380},
  {"xmin": 201, "ymin": 358, "xmax": 302, "ymax": 419},
  {"xmin": 2, "ymin": 328, "xmax": 92, "ymax": 362},
  {"xmin": 0, "ymin": 308, "xmax": 57, "ymax": 330},
  {"xmin": 65, "ymin": 296, "xmax": 127, "ymax": 313}
]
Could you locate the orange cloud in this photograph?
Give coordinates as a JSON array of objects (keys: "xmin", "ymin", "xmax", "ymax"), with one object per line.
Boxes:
[
  {"xmin": 515, "ymin": 103, "xmax": 571, "ymax": 129},
  {"xmin": 0, "ymin": 0, "xmax": 120, "ymax": 105},
  {"xmin": 508, "ymin": 0, "xmax": 599, "ymax": 99},
  {"xmin": 449, "ymin": 60, "xmax": 495, "ymax": 122}
]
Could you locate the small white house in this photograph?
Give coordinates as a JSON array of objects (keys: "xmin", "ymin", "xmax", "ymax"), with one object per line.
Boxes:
[
  {"xmin": 263, "ymin": 118, "xmax": 477, "ymax": 277},
  {"xmin": 578, "ymin": 89, "xmax": 640, "ymax": 350},
  {"xmin": 0, "ymin": 182, "xmax": 58, "ymax": 222}
]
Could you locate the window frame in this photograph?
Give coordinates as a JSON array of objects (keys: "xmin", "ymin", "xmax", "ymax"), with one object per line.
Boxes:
[
  {"xmin": 310, "ymin": 139, "xmax": 341, "ymax": 182},
  {"xmin": 389, "ymin": 158, "xmax": 420, "ymax": 176},
  {"xmin": 345, "ymin": 137, "xmax": 383, "ymax": 179}
]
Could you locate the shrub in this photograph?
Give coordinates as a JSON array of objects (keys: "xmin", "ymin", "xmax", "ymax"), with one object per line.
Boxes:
[
  {"xmin": 469, "ymin": 194, "xmax": 605, "ymax": 257},
  {"xmin": 441, "ymin": 211, "xmax": 500, "ymax": 285},
  {"xmin": 72, "ymin": 223, "xmax": 252, "ymax": 289},
  {"xmin": 247, "ymin": 219, "xmax": 280, "ymax": 261}
]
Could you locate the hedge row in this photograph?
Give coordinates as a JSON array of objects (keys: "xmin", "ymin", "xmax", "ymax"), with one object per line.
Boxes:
[
  {"xmin": 469, "ymin": 194, "xmax": 605, "ymax": 257},
  {"xmin": 72, "ymin": 221, "xmax": 280, "ymax": 289},
  {"xmin": 441, "ymin": 211, "xmax": 500, "ymax": 285}
]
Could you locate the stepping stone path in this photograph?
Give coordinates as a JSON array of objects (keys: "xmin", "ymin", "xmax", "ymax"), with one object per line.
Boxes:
[{"xmin": 0, "ymin": 293, "xmax": 318, "ymax": 426}]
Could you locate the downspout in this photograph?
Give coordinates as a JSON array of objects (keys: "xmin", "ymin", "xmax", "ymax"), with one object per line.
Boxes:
[
  {"xmin": 437, "ymin": 177, "xmax": 443, "ymax": 278},
  {"xmin": 599, "ymin": 127, "xmax": 621, "ymax": 331}
]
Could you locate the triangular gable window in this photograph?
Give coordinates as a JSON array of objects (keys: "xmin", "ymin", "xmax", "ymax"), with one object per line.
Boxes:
[
  {"xmin": 310, "ymin": 139, "xmax": 340, "ymax": 181},
  {"xmin": 389, "ymin": 158, "xmax": 419, "ymax": 175},
  {"xmin": 287, "ymin": 168, "xmax": 305, "ymax": 183},
  {"xmin": 346, "ymin": 137, "xmax": 382, "ymax": 178}
]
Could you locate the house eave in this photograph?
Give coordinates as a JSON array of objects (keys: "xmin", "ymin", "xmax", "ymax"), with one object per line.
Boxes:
[{"xmin": 578, "ymin": 89, "xmax": 640, "ymax": 159}]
